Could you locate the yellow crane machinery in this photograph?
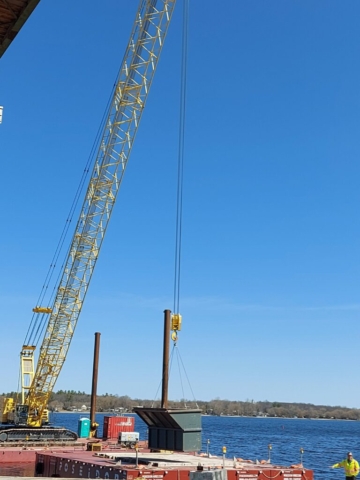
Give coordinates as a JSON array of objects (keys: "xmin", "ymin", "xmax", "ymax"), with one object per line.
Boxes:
[{"xmin": 1, "ymin": 0, "xmax": 177, "ymax": 442}]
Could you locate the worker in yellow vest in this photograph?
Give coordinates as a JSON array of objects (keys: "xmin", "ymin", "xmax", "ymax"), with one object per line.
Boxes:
[{"xmin": 332, "ymin": 452, "xmax": 359, "ymax": 479}]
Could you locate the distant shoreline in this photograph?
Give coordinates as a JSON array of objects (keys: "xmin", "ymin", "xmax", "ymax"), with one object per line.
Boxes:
[{"xmin": 51, "ymin": 411, "xmax": 358, "ymax": 421}]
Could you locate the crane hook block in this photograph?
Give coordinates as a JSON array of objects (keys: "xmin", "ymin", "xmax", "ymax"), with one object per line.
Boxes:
[
  {"xmin": 171, "ymin": 313, "xmax": 182, "ymax": 332},
  {"xmin": 33, "ymin": 306, "xmax": 53, "ymax": 314}
]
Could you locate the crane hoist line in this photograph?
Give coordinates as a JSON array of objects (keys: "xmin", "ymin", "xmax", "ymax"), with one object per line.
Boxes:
[{"xmin": 1, "ymin": 0, "xmax": 177, "ymax": 443}]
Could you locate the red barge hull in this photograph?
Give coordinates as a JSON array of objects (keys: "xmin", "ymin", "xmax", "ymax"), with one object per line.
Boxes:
[
  {"xmin": 1, "ymin": 448, "xmax": 36, "ymax": 462},
  {"xmin": 33, "ymin": 449, "xmax": 313, "ymax": 480}
]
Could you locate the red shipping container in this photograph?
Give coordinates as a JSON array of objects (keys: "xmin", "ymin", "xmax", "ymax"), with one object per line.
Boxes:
[{"xmin": 103, "ymin": 415, "xmax": 135, "ymax": 439}]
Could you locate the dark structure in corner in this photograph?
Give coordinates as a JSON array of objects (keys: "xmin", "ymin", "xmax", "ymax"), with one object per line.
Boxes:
[{"xmin": 0, "ymin": 0, "xmax": 41, "ymax": 58}]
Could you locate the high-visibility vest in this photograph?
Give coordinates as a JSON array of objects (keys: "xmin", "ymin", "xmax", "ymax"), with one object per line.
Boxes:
[{"xmin": 333, "ymin": 459, "xmax": 359, "ymax": 477}]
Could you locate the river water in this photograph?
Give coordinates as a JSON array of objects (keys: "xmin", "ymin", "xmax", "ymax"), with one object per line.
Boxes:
[{"xmin": 1, "ymin": 413, "xmax": 360, "ymax": 478}]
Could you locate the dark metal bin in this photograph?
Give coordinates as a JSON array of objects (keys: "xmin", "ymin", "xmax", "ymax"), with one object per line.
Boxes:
[{"xmin": 134, "ymin": 407, "xmax": 202, "ymax": 452}]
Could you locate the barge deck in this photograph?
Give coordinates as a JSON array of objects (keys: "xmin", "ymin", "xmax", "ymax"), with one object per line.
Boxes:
[{"xmin": 34, "ymin": 447, "xmax": 313, "ymax": 480}]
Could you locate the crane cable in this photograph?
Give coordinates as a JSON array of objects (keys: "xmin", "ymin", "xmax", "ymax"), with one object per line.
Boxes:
[
  {"xmin": 151, "ymin": 343, "xmax": 177, "ymax": 407},
  {"xmin": 171, "ymin": 0, "xmax": 199, "ymax": 409},
  {"xmin": 24, "ymin": 77, "xmax": 121, "ymax": 348},
  {"xmin": 151, "ymin": 0, "xmax": 190, "ymax": 407},
  {"xmin": 152, "ymin": 342, "xmax": 198, "ymax": 408},
  {"xmin": 24, "ymin": 159, "xmax": 92, "ymax": 347},
  {"xmin": 173, "ymin": 0, "xmax": 189, "ymax": 316},
  {"xmin": 175, "ymin": 346, "xmax": 198, "ymax": 408}
]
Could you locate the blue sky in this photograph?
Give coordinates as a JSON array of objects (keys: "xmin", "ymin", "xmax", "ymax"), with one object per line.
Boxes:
[{"xmin": 1, "ymin": 0, "xmax": 359, "ymax": 409}]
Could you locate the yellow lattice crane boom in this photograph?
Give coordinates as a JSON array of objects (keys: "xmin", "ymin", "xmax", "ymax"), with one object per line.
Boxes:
[{"xmin": 2, "ymin": 0, "xmax": 177, "ymax": 438}]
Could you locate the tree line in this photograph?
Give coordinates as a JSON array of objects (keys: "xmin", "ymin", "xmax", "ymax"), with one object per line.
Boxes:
[{"xmin": 1, "ymin": 391, "xmax": 359, "ymax": 420}]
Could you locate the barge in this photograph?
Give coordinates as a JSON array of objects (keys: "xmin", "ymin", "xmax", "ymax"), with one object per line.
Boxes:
[{"xmin": 34, "ymin": 447, "xmax": 313, "ymax": 480}]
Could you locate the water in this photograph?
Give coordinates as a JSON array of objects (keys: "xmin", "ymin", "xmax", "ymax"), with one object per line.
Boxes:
[
  {"xmin": 199, "ymin": 416, "xmax": 360, "ymax": 478},
  {"xmin": 2, "ymin": 413, "xmax": 360, "ymax": 478}
]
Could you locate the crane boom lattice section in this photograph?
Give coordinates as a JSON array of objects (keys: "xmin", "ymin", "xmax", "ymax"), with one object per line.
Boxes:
[{"xmin": 26, "ymin": 0, "xmax": 176, "ymax": 425}]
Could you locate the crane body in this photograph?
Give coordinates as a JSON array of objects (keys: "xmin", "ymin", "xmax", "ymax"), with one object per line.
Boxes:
[{"xmin": 1, "ymin": 0, "xmax": 176, "ymax": 442}]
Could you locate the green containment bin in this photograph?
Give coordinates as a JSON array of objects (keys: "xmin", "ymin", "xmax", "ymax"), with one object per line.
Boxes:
[
  {"xmin": 133, "ymin": 407, "xmax": 202, "ymax": 452},
  {"xmin": 78, "ymin": 417, "xmax": 91, "ymax": 438}
]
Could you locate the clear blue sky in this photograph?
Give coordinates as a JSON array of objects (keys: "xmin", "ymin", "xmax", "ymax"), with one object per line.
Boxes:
[{"xmin": 1, "ymin": 0, "xmax": 359, "ymax": 409}]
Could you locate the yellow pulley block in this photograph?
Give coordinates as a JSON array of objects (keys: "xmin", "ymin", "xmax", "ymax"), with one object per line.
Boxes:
[
  {"xmin": 33, "ymin": 306, "xmax": 53, "ymax": 314},
  {"xmin": 171, "ymin": 313, "xmax": 182, "ymax": 331}
]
